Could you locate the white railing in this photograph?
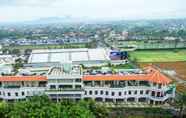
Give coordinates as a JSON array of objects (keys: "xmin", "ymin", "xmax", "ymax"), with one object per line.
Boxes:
[{"xmin": 149, "ymin": 94, "xmax": 173, "ymax": 101}]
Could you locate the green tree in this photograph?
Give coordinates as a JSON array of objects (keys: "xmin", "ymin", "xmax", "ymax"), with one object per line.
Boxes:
[
  {"xmin": 2, "ymin": 49, "xmax": 10, "ymax": 54},
  {"xmin": 24, "ymin": 49, "xmax": 32, "ymax": 55},
  {"xmin": 0, "ymin": 96, "xmax": 109, "ymax": 118},
  {"xmin": 174, "ymin": 93, "xmax": 186, "ymax": 118},
  {"xmin": 11, "ymin": 49, "xmax": 21, "ymax": 56}
]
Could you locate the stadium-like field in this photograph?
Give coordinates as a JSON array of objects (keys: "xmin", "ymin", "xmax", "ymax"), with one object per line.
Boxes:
[{"xmin": 130, "ymin": 50, "xmax": 186, "ymax": 62}]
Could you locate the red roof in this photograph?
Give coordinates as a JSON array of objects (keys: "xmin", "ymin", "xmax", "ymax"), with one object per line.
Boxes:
[
  {"xmin": 0, "ymin": 76, "xmax": 47, "ymax": 82},
  {"xmin": 83, "ymin": 67, "xmax": 172, "ymax": 84}
]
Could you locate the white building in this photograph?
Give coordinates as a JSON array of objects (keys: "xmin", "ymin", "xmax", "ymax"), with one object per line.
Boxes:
[
  {"xmin": 27, "ymin": 48, "xmax": 111, "ymax": 67},
  {"xmin": 0, "ymin": 76, "xmax": 47, "ymax": 101},
  {"xmin": 82, "ymin": 67, "xmax": 175, "ymax": 104},
  {"xmin": 0, "ymin": 65, "xmax": 176, "ymax": 105}
]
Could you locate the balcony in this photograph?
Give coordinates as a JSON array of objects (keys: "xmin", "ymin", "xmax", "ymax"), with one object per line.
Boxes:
[
  {"xmin": 150, "ymin": 94, "xmax": 173, "ymax": 101},
  {"xmin": 3, "ymin": 85, "xmax": 21, "ymax": 89}
]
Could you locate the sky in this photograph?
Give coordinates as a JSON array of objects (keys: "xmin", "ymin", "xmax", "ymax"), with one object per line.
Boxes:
[{"xmin": 0, "ymin": 0, "xmax": 186, "ymax": 22}]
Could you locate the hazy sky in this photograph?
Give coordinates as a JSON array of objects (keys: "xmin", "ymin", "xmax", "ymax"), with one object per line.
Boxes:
[{"xmin": 0, "ymin": 0, "xmax": 186, "ymax": 22}]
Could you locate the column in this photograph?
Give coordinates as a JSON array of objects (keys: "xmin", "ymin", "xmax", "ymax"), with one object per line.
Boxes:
[
  {"xmin": 103, "ymin": 98, "xmax": 105, "ymax": 102},
  {"xmin": 125, "ymin": 81, "xmax": 128, "ymax": 87},
  {"xmin": 135, "ymin": 98, "xmax": 139, "ymax": 102},
  {"xmin": 147, "ymin": 99, "xmax": 150, "ymax": 104},
  {"xmin": 73, "ymin": 80, "xmax": 75, "ymax": 89},
  {"xmin": 92, "ymin": 81, "xmax": 95, "ymax": 87},
  {"xmin": 124, "ymin": 98, "xmax": 127, "ymax": 102}
]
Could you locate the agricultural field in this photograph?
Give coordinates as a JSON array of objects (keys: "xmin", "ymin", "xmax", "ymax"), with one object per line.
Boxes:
[{"xmin": 129, "ymin": 50, "xmax": 186, "ymax": 62}]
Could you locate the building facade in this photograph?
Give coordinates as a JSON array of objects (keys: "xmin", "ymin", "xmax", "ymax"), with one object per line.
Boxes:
[
  {"xmin": 0, "ymin": 65, "xmax": 176, "ymax": 105},
  {"xmin": 0, "ymin": 76, "xmax": 47, "ymax": 101},
  {"xmin": 46, "ymin": 64, "xmax": 84, "ymax": 101}
]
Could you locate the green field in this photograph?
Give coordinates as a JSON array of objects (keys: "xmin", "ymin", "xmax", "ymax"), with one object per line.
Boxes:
[
  {"xmin": 117, "ymin": 40, "xmax": 186, "ymax": 49},
  {"xmin": 129, "ymin": 50, "xmax": 186, "ymax": 62},
  {"xmin": 3, "ymin": 43, "xmax": 88, "ymax": 50}
]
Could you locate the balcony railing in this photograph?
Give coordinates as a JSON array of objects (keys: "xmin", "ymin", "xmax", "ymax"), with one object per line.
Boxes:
[{"xmin": 46, "ymin": 88, "xmax": 83, "ymax": 92}]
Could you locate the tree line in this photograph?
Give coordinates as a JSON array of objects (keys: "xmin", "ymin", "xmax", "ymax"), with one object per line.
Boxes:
[{"xmin": 0, "ymin": 95, "xmax": 109, "ymax": 118}]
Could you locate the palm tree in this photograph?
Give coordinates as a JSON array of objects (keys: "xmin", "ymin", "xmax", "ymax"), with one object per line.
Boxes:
[{"xmin": 174, "ymin": 92, "xmax": 186, "ymax": 118}]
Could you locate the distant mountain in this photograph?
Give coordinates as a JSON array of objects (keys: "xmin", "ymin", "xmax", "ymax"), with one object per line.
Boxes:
[
  {"xmin": 0, "ymin": 17, "xmax": 186, "ymax": 26},
  {"xmin": 23, "ymin": 16, "xmax": 94, "ymax": 24}
]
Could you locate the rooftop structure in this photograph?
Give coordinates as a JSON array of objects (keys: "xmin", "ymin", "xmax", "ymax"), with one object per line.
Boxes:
[
  {"xmin": 0, "ymin": 55, "xmax": 15, "ymax": 65},
  {"xmin": 83, "ymin": 67, "xmax": 172, "ymax": 84},
  {"xmin": 46, "ymin": 64, "xmax": 83, "ymax": 100}
]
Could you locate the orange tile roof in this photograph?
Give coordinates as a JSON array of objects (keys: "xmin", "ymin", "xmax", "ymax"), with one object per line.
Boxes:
[
  {"xmin": 83, "ymin": 67, "xmax": 172, "ymax": 84},
  {"xmin": 0, "ymin": 76, "xmax": 47, "ymax": 82}
]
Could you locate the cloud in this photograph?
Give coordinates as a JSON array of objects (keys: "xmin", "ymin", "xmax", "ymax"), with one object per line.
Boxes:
[
  {"xmin": 0, "ymin": 0, "xmax": 57, "ymax": 7},
  {"xmin": 0, "ymin": 0, "xmax": 185, "ymax": 22}
]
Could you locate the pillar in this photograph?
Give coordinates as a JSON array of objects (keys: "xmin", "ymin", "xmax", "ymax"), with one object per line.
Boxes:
[
  {"xmin": 124, "ymin": 98, "xmax": 127, "ymax": 102},
  {"xmin": 135, "ymin": 98, "xmax": 139, "ymax": 102},
  {"xmin": 147, "ymin": 99, "xmax": 150, "ymax": 104},
  {"xmin": 103, "ymin": 98, "xmax": 105, "ymax": 102}
]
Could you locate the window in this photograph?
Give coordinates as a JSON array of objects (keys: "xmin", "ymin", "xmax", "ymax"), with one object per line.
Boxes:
[
  {"xmin": 22, "ymin": 92, "xmax": 25, "ymax": 96},
  {"xmin": 134, "ymin": 90, "xmax": 137, "ymax": 95},
  {"xmin": 75, "ymin": 85, "xmax": 81, "ymax": 89},
  {"xmin": 118, "ymin": 92, "xmax": 122, "ymax": 96},
  {"xmin": 158, "ymin": 84, "xmax": 161, "ymax": 89},
  {"xmin": 0, "ymin": 91, "xmax": 1, "ymax": 95},
  {"xmin": 15, "ymin": 92, "xmax": 18, "ymax": 96},
  {"xmin": 128, "ymin": 91, "xmax": 131, "ymax": 95},
  {"xmin": 139, "ymin": 81, "xmax": 150, "ymax": 86},
  {"xmin": 146, "ymin": 90, "xmax": 149, "ymax": 95},
  {"xmin": 140, "ymin": 90, "xmax": 143, "ymax": 95},
  {"xmin": 100, "ymin": 90, "xmax": 103, "ymax": 95},
  {"xmin": 89, "ymin": 91, "xmax": 92, "ymax": 95},
  {"xmin": 85, "ymin": 91, "xmax": 87, "ymax": 95},
  {"xmin": 75, "ymin": 79, "xmax": 81, "ymax": 82},
  {"xmin": 124, "ymin": 91, "xmax": 126, "ymax": 95},
  {"xmin": 106, "ymin": 91, "xmax": 109, "ymax": 95},
  {"xmin": 8, "ymin": 92, "xmax": 11, "ymax": 96},
  {"xmin": 95, "ymin": 91, "xmax": 98, "ymax": 95},
  {"xmin": 50, "ymin": 85, "xmax": 56, "ymax": 89},
  {"xmin": 112, "ymin": 92, "xmax": 115, "ymax": 96},
  {"xmin": 151, "ymin": 91, "xmax": 155, "ymax": 96}
]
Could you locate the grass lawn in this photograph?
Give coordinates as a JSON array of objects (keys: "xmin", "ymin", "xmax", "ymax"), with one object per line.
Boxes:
[{"xmin": 129, "ymin": 50, "xmax": 186, "ymax": 62}]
